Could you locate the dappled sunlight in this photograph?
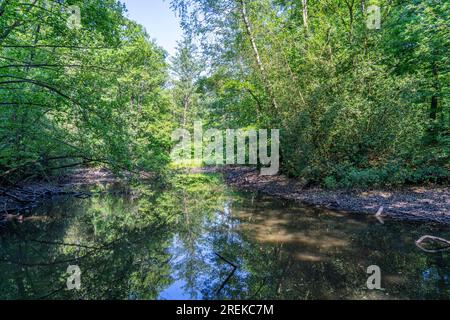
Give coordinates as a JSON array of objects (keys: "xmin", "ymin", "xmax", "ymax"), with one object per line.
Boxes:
[{"xmin": 294, "ymin": 252, "xmax": 325, "ymax": 262}]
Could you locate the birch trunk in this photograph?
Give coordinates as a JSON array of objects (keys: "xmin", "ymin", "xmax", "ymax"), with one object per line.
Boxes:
[
  {"xmin": 237, "ymin": 0, "xmax": 279, "ymax": 110},
  {"xmin": 302, "ymin": 0, "xmax": 309, "ymax": 29}
]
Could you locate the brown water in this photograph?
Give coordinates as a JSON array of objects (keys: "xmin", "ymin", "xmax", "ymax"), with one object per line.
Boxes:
[{"xmin": 0, "ymin": 174, "xmax": 449, "ymax": 300}]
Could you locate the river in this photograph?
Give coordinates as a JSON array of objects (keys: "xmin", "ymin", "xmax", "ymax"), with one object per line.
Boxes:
[{"xmin": 0, "ymin": 173, "xmax": 449, "ymax": 299}]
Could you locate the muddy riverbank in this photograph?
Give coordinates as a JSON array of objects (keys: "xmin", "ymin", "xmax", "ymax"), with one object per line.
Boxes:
[
  {"xmin": 218, "ymin": 167, "xmax": 450, "ymax": 225},
  {"xmin": 0, "ymin": 168, "xmax": 122, "ymax": 217},
  {"xmin": 2, "ymin": 166, "xmax": 449, "ymax": 225}
]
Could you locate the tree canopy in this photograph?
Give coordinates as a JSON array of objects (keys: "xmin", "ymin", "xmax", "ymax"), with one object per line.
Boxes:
[
  {"xmin": 0, "ymin": 0, "xmax": 173, "ymax": 183},
  {"xmin": 1, "ymin": 0, "xmax": 448, "ymax": 188},
  {"xmin": 170, "ymin": 0, "xmax": 449, "ymax": 187}
]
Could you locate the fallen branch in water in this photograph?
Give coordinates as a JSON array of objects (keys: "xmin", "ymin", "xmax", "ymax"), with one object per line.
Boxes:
[
  {"xmin": 0, "ymin": 185, "xmax": 92, "ymax": 217},
  {"xmin": 416, "ymin": 235, "xmax": 450, "ymax": 253},
  {"xmin": 215, "ymin": 252, "xmax": 238, "ymax": 296}
]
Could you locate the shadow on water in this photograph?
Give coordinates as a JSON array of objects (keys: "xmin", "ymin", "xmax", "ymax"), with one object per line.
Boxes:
[{"xmin": 0, "ymin": 174, "xmax": 449, "ymax": 300}]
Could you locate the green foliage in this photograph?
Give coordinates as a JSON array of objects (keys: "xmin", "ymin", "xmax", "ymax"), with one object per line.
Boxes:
[
  {"xmin": 0, "ymin": 0, "xmax": 174, "ymax": 183},
  {"xmin": 171, "ymin": 0, "xmax": 449, "ymax": 188},
  {"xmin": 1, "ymin": 0, "xmax": 448, "ymax": 188},
  {"xmin": 323, "ymin": 160, "xmax": 450, "ymax": 189},
  {"xmin": 170, "ymin": 35, "xmax": 203, "ymax": 129}
]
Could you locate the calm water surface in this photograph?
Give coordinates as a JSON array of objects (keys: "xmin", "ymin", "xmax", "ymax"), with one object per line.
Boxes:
[{"xmin": 1, "ymin": 175, "xmax": 449, "ymax": 300}]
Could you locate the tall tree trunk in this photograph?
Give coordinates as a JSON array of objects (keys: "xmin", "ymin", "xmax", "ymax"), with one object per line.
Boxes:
[
  {"xmin": 302, "ymin": 0, "xmax": 309, "ymax": 29},
  {"xmin": 237, "ymin": 0, "xmax": 279, "ymax": 111},
  {"xmin": 183, "ymin": 95, "xmax": 189, "ymax": 128},
  {"xmin": 430, "ymin": 96, "xmax": 438, "ymax": 120},
  {"xmin": 361, "ymin": 0, "xmax": 368, "ymax": 54},
  {"xmin": 428, "ymin": 61, "xmax": 441, "ymax": 143},
  {"xmin": 430, "ymin": 62, "xmax": 439, "ymax": 121},
  {"xmin": 345, "ymin": 0, "xmax": 355, "ymax": 42}
]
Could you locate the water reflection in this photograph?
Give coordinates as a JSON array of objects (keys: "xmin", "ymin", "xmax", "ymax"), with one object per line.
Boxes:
[{"xmin": 0, "ymin": 174, "xmax": 449, "ymax": 300}]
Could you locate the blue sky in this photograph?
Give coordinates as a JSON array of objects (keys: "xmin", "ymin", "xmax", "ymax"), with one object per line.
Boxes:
[{"xmin": 121, "ymin": 0, "xmax": 183, "ymax": 57}]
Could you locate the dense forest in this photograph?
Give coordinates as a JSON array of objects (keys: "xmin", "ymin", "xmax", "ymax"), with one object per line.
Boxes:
[
  {"xmin": 0, "ymin": 0, "xmax": 174, "ymax": 184},
  {"xmin": 0, "ymin": 0, "xmax": 449, "ymax": 302},
  {"xmin": 0, "ymin": 0, "xmax": 448, "ymax": 188}
]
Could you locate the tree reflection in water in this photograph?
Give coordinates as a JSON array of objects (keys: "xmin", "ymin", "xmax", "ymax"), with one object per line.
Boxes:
[{"xmin": 0, "ymin": 174, "xmax": 449, "ymax": 300}]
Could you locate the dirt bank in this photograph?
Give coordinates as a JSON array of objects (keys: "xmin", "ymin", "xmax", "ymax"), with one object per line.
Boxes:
[
  {"xmin": 2, "ymin": 166, "xmax": 449, "ymax": 225},
  {"xmin": 219, "ymin": 167, "xmax": 450, "ymax": 225},
  {"xmin": 0, "ymin": 168, "xmax": 121, "ymax": 216}
]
